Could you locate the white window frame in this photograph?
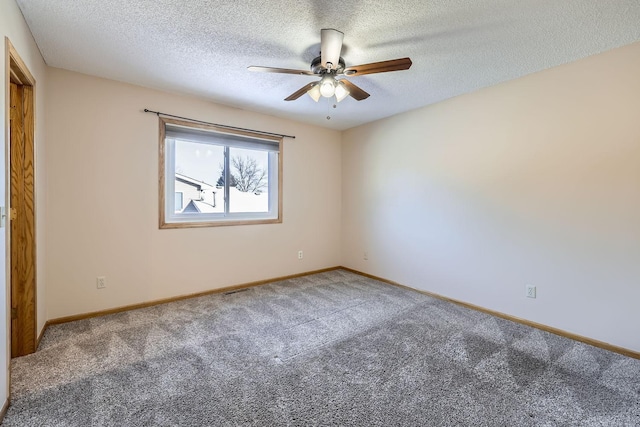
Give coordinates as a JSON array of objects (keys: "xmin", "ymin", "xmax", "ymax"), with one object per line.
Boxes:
[{"xmin": 159, "ymin": 117, "xmax": 282, "ymax": 228}]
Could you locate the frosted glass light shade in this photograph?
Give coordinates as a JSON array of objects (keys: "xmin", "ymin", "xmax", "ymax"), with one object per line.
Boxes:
[
  {"xmin": 335, "ymin": 81, "xmax": 349, "ymax": 102},
  {"xmin": 307, "ymin": 84, "xmax": 321, "ymax": 102},
  {"xmin": 319, "ymin": 75, "xmax": 336, "ymax": 97}
]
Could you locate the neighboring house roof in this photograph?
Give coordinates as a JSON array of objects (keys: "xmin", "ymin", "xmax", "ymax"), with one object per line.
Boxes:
[
  {"xmin": 175, "ymin": 173, "xmax": 215, "ymax": 191},
  {"xmin": 182, "ymin": 200, "xmax": 217, "ymax": 213}
]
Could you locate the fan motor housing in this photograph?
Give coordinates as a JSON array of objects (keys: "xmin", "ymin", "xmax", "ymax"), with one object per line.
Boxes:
[{"xmin": 311, "ymin": 56, "xmax": 346, "ymax": 74}]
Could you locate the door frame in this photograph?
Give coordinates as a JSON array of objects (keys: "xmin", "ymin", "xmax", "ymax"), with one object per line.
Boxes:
[{"xmin": 5, "ymin": 38, "xmax": 37, "ymax": 357}]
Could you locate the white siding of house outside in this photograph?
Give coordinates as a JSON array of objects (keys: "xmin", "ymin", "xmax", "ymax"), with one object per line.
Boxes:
[{"xmin": 174, "ymin": 179, "xmax": 216, "ymax": 212}]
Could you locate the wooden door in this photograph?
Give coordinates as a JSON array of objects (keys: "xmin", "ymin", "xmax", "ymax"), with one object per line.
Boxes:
[{"xmin": 8, "ymin": 41, "xmax": 37, "ymax": 357}]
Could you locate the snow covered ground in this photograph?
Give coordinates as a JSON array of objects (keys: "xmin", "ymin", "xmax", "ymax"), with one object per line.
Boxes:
[{"xmin": 179, "ymin": 186, "xmax": 268, "ymax": 214}]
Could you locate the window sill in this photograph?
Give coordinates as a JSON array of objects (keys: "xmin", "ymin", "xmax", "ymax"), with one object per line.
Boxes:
[{"xmin": 159, "ymin": 217, "xmax": 282, "ymax": 229}]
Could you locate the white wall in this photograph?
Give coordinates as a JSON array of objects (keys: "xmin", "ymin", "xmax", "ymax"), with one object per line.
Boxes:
[
  {"xmin": 342, "ymin": 42, "xmax": 640, "ymax": 352},
  {"xmin": 1, "ymin": 0, "xmax": 48, "ymax": 408},
  {"xmin": 45, "ymin": 68, "xmax": 342, "ymax": 319}
]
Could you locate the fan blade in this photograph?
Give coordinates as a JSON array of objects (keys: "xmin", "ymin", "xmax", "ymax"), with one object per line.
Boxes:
[
  {"xmin": 320, "ymin": 29, "xmax": 344, "ymax": 70},
  {"xmin": 341, "ymin": 79, "xmax": 370, "ymax": 101},
  {"xmin": 284, "ymin": 82, "xmax": 318, "ymax": 101},
  {"xmin": 248, "ymin": 66, "xmax": 315, "ymax": 76},
  {"xmin": 343, "ymin": 57, "xmax": 412, "ymax": 76}
]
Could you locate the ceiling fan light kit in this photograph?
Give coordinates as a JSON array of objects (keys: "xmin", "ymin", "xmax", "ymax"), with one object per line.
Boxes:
[
  {"xmin": 249, "ymin": 28, "xmax": 412, "ymax": 105},
  {"xmin": 319, "ymin": 74, "xmax": 337, "ymax": 97}
]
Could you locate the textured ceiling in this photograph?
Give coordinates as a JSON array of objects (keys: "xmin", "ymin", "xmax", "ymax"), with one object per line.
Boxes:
[{"xmin": 15, "ymin": 0, "xmax": 640, "ymax": 130}]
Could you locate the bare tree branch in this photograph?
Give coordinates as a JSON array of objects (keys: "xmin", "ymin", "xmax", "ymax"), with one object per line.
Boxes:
[{"xmin": 231, "ymin": 156, "xmax": 267, "ymax": 192}]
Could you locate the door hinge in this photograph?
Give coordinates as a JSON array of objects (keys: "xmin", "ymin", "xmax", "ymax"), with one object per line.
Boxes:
[
  {"xmin": 11, "ymin": 308, "xmax": 17, "ymax": 319},
  {"xmin": 9, "ymin": 208, "xmax": 17, "ymax": 221}
]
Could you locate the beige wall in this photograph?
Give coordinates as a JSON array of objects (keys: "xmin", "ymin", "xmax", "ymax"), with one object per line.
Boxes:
[
  {"xmin": 342, "ymin": 42, "xmax": 640, "ymax": 352},
  {"xmin": 45, "ymin": 68, "xmax": 342, "ymax": 319},
  {"xmin": 1, "ymin": 0, "xmax": 48, "ymax": 408}
]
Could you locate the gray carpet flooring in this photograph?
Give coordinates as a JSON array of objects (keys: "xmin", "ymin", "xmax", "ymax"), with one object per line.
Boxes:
[{"xmin": 4, "ymin": 269, "xmax": 640, "ymax": 426}]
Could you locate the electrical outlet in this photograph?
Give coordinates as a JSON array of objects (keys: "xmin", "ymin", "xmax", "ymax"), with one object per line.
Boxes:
[
  {"xmin": 97, "ymin": 276, "xmax": 106, "ymax": 289},
  {"xmin": 526, "ymin": 284, "xmax": 536, "ymax": 298},
  {"xmin": 298, "ymin": 250, "xmax": 303, "ymax": 260},
  {"xmin": 364, "ymin": 251, "xmax": 368, "ymax": 260}
]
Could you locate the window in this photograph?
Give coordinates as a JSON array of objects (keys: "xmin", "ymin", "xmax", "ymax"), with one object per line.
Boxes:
[{"xmin": 159, "ymin": 118, "xmax": 282, "ymax": 228}]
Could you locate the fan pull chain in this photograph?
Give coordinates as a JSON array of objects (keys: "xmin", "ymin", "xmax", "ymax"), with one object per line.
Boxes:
[
  {"xmin": 326, "ymin": 96, "xmax": 331, "ymax": 120},
  {"xmin": 326, "ymin": 97, "xmax": 337, "ymax": 120}
]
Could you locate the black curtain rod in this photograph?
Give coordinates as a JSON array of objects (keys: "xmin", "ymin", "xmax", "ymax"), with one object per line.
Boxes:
[{"xmin": 143, "ymin": 109, "xmax": 295, "ymax": 139}]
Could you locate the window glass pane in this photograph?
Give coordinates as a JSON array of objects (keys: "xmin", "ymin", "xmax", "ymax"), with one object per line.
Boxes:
[
  {"xmin": 175, "ymin": 139, "xmax": 224, "ymax": 214},
  {"xmin": 229, "ymin": 147, "xmax": 269, "ymax": 213}
]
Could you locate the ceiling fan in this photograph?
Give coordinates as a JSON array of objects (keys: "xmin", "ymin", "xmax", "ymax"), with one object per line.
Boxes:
[{"xmin": 248, "ymin": 29, "xmax": 412, "ymax": 102}]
